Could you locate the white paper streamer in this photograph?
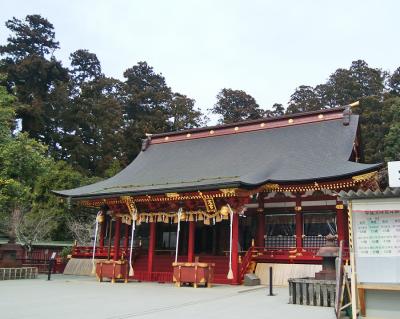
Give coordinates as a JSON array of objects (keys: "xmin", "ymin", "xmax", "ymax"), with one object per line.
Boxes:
[
  {"xmin": 175, "ymin": 208, "xmax": 182, "ymax": 263},
  {"xmin": 92, "ymin": 211, "xmax": 101, "ymax": 273},
  {"xmin": 227, "ymin": 204, "xmax": 234, "ymax": 279},
  {"xmin": 129, "ymin": 213, "xmax": 136, "ymax": 276}
]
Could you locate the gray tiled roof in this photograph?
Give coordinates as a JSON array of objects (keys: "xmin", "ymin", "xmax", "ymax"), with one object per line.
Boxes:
[
  {"xmin": 339, "ymin": 188, "xmax": 400, "ymax": 199},
  {"xmin": 54, "ymin": 114, "xmax": 380, "ymax": 199}
]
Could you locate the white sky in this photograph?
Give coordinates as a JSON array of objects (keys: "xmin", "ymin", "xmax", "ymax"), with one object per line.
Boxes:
[{"xmin": 1, "ymin": 0, "xmax": 399, "ymax": 124}]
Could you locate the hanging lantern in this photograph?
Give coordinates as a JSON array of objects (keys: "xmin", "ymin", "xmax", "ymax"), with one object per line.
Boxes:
[
  {"xmin": 149, "ymin": 215, "xmax": 154, "ymax": 223},
  {"xmin": 197, "ymin": 213, "xmax": 204, "ymax": 221},
  {"xmin": 97, "ymin": 213, "xmax": 105, "ymax": 223},
  {"xmin": 173, "ymin": 215, "xmax": 178, "ymax": 223},
  {"xmin": 157, "ymin": 214, "xmax": 163, "ymax": 222},
  {"xmin": 204, "ymin": 217, "xmax": 210, "ymax": 225},
  {"xmin": 188, "ymin": 214, "xmax": 194, "ymax": 222},
  {"xmin": 164, "ymin": 216, "xmax": 169, "ymax": 223},
  {"xmin": 180, "ymin": 211, "xmax": 186, "ymax": 221},
  {"xmin": 216, "ymin": 214, "xmax": 222, "ymax": 223},
  {"xmin": 220, "ymin": 205, "xmax": 229, "ymax": 217}
]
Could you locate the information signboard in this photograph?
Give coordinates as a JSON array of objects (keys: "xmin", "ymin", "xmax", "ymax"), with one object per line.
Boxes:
[
  {"xmin": 354, "ymin": 210, "xmax": 400, "ymax": 257},
  {"xmin": 352, "ymin": 201, "xmax": 400, "ymax": 283}
]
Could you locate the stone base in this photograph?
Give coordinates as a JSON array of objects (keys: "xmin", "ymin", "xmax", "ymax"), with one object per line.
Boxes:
[
  {"xmin": 243, "ymin": 273, "xmax": 261, "ymax": 286},
  {"xmin": 288, "ymin": 277, "xmax": 336, "ymax": 307}
]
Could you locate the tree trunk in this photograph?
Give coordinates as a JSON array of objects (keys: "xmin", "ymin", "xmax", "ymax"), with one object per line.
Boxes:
[{"xmin": 9, "ymin": 206, "xmax": 22, "ymax": 244}]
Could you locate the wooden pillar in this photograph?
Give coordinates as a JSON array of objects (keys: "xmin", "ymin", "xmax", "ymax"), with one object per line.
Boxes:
[
  {"xmin": 113, "ymin": 217, "xmax": 122, "ymax": 261},
  {"xmin": 188, "ymin": 221, "xmax": 195, "ymax": 262},
  {"xmin": 99, "ymin": 219, "xmax": 106, "ymax": 248},
  {"xmin": 295, "ymin": 195, "xmax": 303, "ymax": 250},
  {"xmin": 336, "ymin": 202, "xmax": 345, "ymax": 244},
  {"xmin": 148, "ymin": 221, "xmax": 156, "ymax": 273},
  {"xmin": 232, "ymin": 212, "xmax": 239, "ymax": 284},
  {"xmin": 124, "ymin": 223, "xmax": 130, "ymax": 252},
  {"xmin": 256, "ymin": 213, "xmax": 265, "ymax": 247}
]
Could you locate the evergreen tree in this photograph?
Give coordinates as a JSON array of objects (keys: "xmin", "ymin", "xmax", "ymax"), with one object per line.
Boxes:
[
  {"xmin": 286, "ymin": 85, "xmax": 323, "ymax": 114},
  {"xmin": 269, "ymin": 103, "xmax": 285, "ymax": 117},
  {"xmin": 168, "ymin": 93, "xmax": 205, "ymax": 131},
  {"xmin": 0, "ymin": 15, "xmax": 69, "ymax": 144},
  {"xmin": 62, "ymin": 77, "xmax": 126, "ymax": 176},
  {"xmin": 211, "ymin": 88, "xmax": 263, "ymax": 124},
  {"xmin": 388, "ymin": 67, "xmax": 400, "ymax": 96},
  {"xmin": 69, "ymin": 49, "xmax": 103, "ymax": 87},
  {"xmin": 123, "ymin": 62, "xmax": 172, "ymax": 160}
]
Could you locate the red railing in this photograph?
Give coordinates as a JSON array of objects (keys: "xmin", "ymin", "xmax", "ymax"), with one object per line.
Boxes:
[
  {"xmin": 239, "ymin": 246, "xmax": 256, "ymax": 280},
  {"xmin": 72, "ymin": 246, "xmax": 142, "ymax": 260}
]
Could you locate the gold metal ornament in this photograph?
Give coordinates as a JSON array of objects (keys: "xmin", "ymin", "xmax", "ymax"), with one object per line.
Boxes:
[
  {"xmin": 220, "ymin": 205, "xmax": 229, "ymax": 216},
  {"xmin": 97, "ymin": 214, "xmax": 105, "ymax": 223}
]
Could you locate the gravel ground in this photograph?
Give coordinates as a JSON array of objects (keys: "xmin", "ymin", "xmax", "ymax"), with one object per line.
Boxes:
[{"xmin": 0, "ymin": 274, "xmax": 336, "ymax": 319}]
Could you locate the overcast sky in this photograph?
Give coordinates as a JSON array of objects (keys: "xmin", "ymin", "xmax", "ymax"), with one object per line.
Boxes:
[{"xmin": 1, "ymin": 0, "xmax": 399, "ymax": 123}]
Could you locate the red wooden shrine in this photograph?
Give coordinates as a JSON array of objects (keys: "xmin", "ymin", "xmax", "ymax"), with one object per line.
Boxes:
[{"xmin": 57, "ymin": 106, "xmax": 380, "ymax": 285}]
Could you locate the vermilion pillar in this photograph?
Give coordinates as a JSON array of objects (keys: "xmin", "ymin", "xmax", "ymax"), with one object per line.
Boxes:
[
  {"xmin": 113, "ymin": 217, "xmax": 122, "ymax": 261},
  {"xmin": 148, "ymin": 221, "xmax": 156, "ymax": 273},
  {"xmin": 124, "ymin": 223, "xmax": 130, "ymax": 253},
  {"xmin": 256, "ymin": 213, "xmax": 265, "ymax": 247},
  {"xmin": 295, "ymin": 212, "xmax": 303, "ymax": 249},
  {"xmin": 336, "ymin": 202, "xmax": 345, "ymax": 244},
  {"xmin": 232, "ymin": 212, "xmax": 239, "ymax": 284},
  {"xmin": 295, "ymin": 195, "xmax": 303, "ymax": 250},
  {"xmin": 99, "ymin": 219, "xmax": 106, "ymax": 248},
  {"xmin": 188, "ymin": 221, "xmax": 195, "ymax": 262}
]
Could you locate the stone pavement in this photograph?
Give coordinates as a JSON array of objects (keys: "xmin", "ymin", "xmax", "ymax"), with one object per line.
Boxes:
[{"xmin": 0, "ymin": 275, "xmax": 336, "ymax": 319}]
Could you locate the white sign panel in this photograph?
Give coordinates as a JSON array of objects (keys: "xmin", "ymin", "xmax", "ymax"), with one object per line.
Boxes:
[
  {"xmin": 388, "ymin": 161, "xmax": 400, "ymax": 187},
  {"xmin": 354, "ymin": 210, "xmax": 400, "ymax": 257}
]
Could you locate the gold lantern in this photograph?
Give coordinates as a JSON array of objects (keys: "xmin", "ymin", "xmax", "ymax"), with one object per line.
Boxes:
[
  {"xmin": 97, "ymin": 214, "xmax": 105, "ymax": 223},
  {"xmin": 220, "ymin": 205, "xmax": 229, "ymax": 216}
]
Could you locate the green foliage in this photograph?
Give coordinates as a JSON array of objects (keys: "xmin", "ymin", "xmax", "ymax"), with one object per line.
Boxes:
[
  {"xmin": 168, "ymin": 93, "xmax": 206, "ymax": 131},
  {"xmin": 389, "ymin": 67, "xmax": 400, "ymax": 95},
  {"xmin": 0, "ymin": 15, "xmax": 59, "ymax": 60},
  {"xmin": 286, "ymin": 85, "xmax": 324, "ymax": 114},
  {"xmin": 384, "ymin": 97, "xmax": 400, "ymax": 161},
  {"xmin": 62, "ymin": 76, "xmax": 126, "ymax": 176},
  {"xmin": 60, "ymin": 246, "xmax": 72, "ymax": 260},
  {"xmin": 1, "ymin": 13, "xmax": 400, "ymax": 243},
  {"xmin": 0, "ymin": 78, "xmax": 16, "ymax": 141},
  {"xmin": 211, "ymin": 88, "xmax": 264, "ymax": 124},
  {"xmin": 69, "ymin": 49, "xmax": 102, "ymax": 86},
  {"xmin": 264, "ymin": 103, "xmax": 285, "ymax": 118},
  {"xmin": 1, "ymin": 18, "xmax": 69, "ymax": 143}
]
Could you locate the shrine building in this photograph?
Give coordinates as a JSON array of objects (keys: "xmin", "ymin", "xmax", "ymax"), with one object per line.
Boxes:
[{"xmin": 55, "ymin": 105, "xmax": 381, "ymax": 285}]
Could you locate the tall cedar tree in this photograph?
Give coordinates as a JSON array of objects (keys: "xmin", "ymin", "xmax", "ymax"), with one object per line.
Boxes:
[
  {"xmin": 0, "ymin": 15, "xmax": 69, "ymax": 146},
  {"xmin": 212, "ymin": 88, "xmax": 264, "ymax": 124},
  {"xmin": 168, "ymin": 93, "xmax": 205, "ymax": 131},
  {"xmin": 122, "ymin": 62, "xmax": 172, "ymax": 160}
]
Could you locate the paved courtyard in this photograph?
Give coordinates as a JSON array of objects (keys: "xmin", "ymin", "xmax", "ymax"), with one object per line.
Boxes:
[{"xmin": 0, "ymin": 275, "xmax": 336, "ymax": 319}]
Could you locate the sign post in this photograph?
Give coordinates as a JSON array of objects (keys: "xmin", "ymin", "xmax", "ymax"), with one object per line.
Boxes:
[{"xmin": 388, "ymin": 161, "xmax": 400, "ymax": 187}]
